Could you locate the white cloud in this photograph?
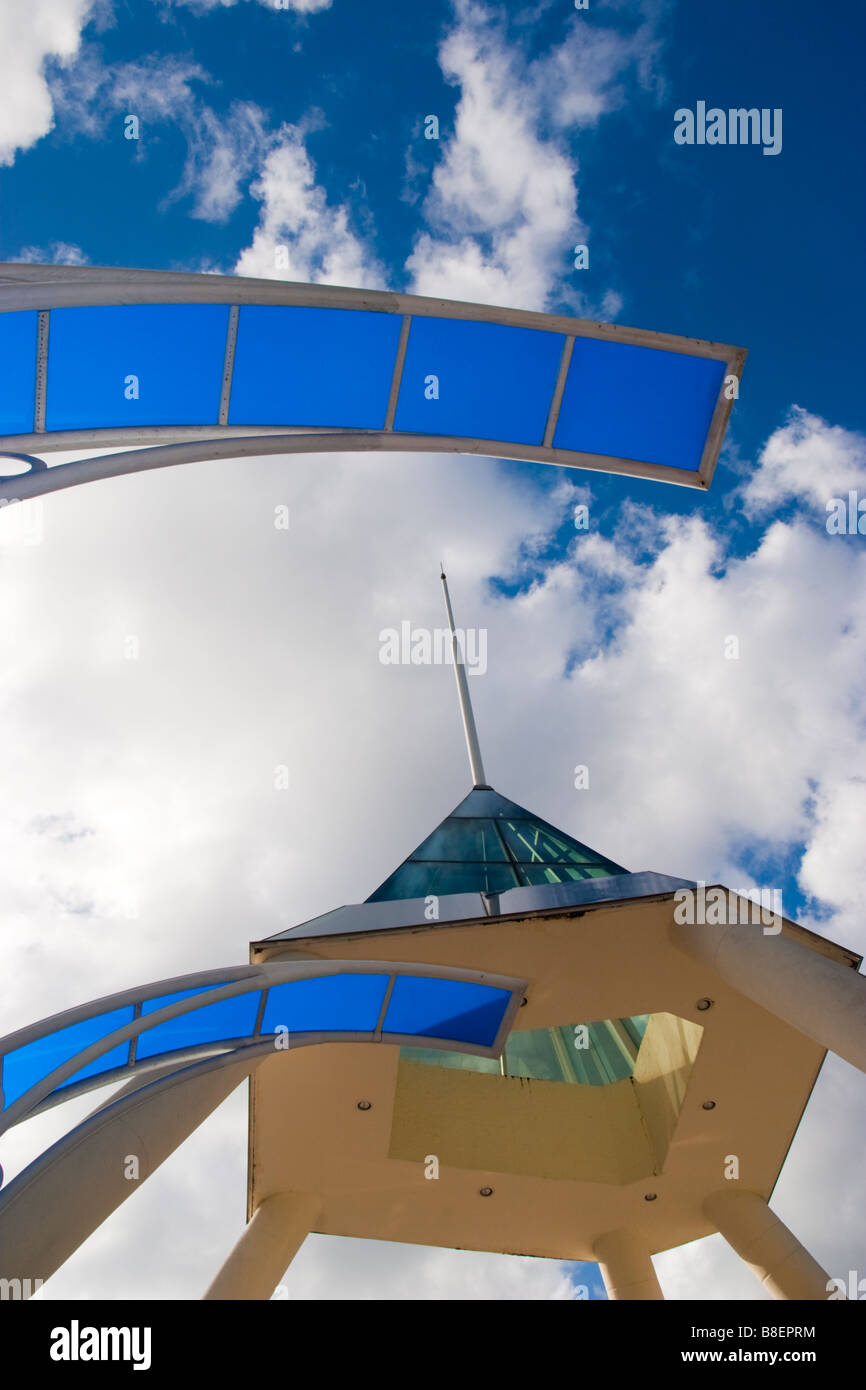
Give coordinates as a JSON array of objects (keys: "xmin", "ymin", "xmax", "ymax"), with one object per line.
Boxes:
[
  {"xmin": 52, "ymin": 52, "xmax": 279, "ymax": 224},
  {"xmin": 0, "ymin": 0, "xmax": 99, "ymax": 166},
  {"xmin": 234, "ymin": 126, "xmax": 386, "ymax": 285},
  {"xmin": 406, "ymin": 0, "xmax": 665, "ymax": 311},
  {"xmin": 742, "ymin": 406, "xmax": 866, "ymax": 516},
  {"xmin": 164, "ymin": 0, "xmax": 330, "ymax": 11},
  {"xmin": 177, "ymin": 101, "xmax": 275, "ymax": 222},
  {"xmin": 798, "ymin": 778, "xmax": 866, "ymax": 917},
  {"xmin": 1, "ymin": 403, "xmax": 864, "ymax": 1300},
  {"xmin": 10, "ymin": 242, "xmax": 89, "ymax": 265}
]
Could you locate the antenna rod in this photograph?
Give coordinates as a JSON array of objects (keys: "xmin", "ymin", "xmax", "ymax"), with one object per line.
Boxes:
[{"xmin": 440, "ymin": 566, "xmax": 487, "ymax": 789}]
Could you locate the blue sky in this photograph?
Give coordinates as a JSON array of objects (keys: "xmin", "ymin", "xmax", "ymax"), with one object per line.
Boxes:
[{"xmin": 0, "ymin": 0, "xmax": 864, "ymax": 1302}]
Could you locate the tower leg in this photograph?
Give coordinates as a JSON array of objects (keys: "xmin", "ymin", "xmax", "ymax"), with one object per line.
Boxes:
[
  {"xmin": 204, "ymin": 1192, "xmax": 321, "ymax": 1300},
  {"xmin": 705, "ymin": 1190, "xmax": 830, "ymax": 1300},
  {"xmin": 671, "ymin": 916, "xmax": 866, "ymax": 1072},
  {"xmin": 593, "ymin": 1229, "xmax": 664, "ymax": 1300}
]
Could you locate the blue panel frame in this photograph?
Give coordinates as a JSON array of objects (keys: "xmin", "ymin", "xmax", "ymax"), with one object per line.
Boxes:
[
  {"xmin": 383, "ymin": 976, "xmax": 511, "ymax": 1046},
  {"xmin": 554, "ymin": 338, "xmax": 727, "ymax": 471},
  {"xmin": 2, "ymin": 1006, "xmax": 135, "ymax": 1106},
  {"xmin": 229, "ymin": 305, "xmax": 403, "ymax": 429},
  {"xmin": 394, "ymin": 316, "xmax": 564, "ymax": 445},
  {"xmin": 262, "ymin": 973, "xmax": 390, "ymax": 1035},
  {"xmin": 45, "ymin": 304, "xmax": 229, "ymax": 431},
  {"xmin": 0, "ymin": 311, "xmax": 38, "ymax": 435}
]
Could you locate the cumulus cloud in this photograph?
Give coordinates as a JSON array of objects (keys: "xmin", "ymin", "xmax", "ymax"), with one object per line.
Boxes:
[
  {"xmin": 406, "ymin": 0, "xmax": 666, "ymax": 310},
  {"xmin": 0, "ymin": 0, "xmax": 100, "ymax": 166},
  {"xmin": 742, "ymin": 407, "xmax": 866, "ymax": 517},
  {"xmin": 52, "ymin": 51, "xmax": 278, "ymax": 223},
  {"xmin": 10, "ymin": 242, "xmax": 89, "ymax": 265},
  {"xmin": 1, "ymin": 399, "xmax": 864, "ymax": 1299},
  {"xmin": 234, "ymin": 126, "xmax": 386, "ymax": 286},
  {"xmin": 163, "ymin": 0, "xmax": 330, "ymax": 11}
]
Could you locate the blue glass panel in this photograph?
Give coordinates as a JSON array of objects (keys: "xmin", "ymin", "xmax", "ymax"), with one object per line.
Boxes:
[
  {"xmin": 450, "ymin": 790, "xmax": 540, "ymax": 819},
  {"xmin": 383, "ymin": 977, "xmax": 510, "ymax": 1046},
  {"xmin": 136, "ymin": 991, "xmax": 261, "ymax": 1060},
  {"xmin": 141, "ymin": 985, "xmax": 222, "ymax": 1016},
  {"xmin": 499, "ymin": 819, "xmax": 604, "ymax": 865},
  {"xmin": 519, "ymin": 863, "xmax": 588, "ymax": 886},
  {"xmin": 412, "ymin": 819, "xmax": 509, "ymax": 862},
  {"xmin": 55, "ymin": 1043, "xmax": 132, "ymax": 1093},
  {"xmin": 553, "ymin": 339, "xmax": 725, "ymax": 471},
  {"xmin": 229, "ymin": 306, "xmax": 402, "ymax": 429},
  {"xmin": 2, "ymin": 1006, "xmax": 134, "ymax": 1107},
  {"xmin": 0, "ymin": 311, "xmax": 38, "ymax": 435},
  {"xmin": 262, "ymin": 973, "xmax": 389, "ymax": 1034},
  {"xmin": 367, "ymin": 861, "xmax": 519, "ymax": 901},
  {"xmin": 45, "ymin": 305, "xmax": 229, "ymax": 430},
  {"xmin": 393, "ymin": 317, "xmax": 564, "ymax": 445}
]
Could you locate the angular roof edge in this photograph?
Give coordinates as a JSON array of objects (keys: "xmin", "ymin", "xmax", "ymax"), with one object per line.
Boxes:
[{"xmin": 258, "ymin": 870, "xmax": 695, "ymax": 945}]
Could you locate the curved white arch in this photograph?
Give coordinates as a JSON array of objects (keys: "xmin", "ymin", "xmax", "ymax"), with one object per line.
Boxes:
[{"xmin": 0, "ymin": 263, "xmax": 747, "ymax": 497}]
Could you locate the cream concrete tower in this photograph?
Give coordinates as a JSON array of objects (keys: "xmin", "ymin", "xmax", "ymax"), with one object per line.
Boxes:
[{"xmin": 206, "ymin": 574, "xmax": 865, "ymax": 1301}]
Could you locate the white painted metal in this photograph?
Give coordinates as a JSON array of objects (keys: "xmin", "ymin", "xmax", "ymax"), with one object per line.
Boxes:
[
  {"xmin": 440, "ymin": 568, "xmax": 487, "ymax": 788},
  {"xmin": 218, "ymin": 304, "xmax": 239, "ymax": 426},
  {"xmin": 543, "ymin": 334, "xmax": 575, "ymax": 448},
  {"xmin": 33, "ymin": 310, "xmax": 49, "ymax": 433},
  {"xmin": 0, "ymin": 263, "xmax": 748, "ymax": 492},
  {"xmin": 0, "ymin": 429, "xmax": 717, "ymax": 502},
  {"xmin": 383, "ymin": 313, "xmax": 411, "ymax": 431}
]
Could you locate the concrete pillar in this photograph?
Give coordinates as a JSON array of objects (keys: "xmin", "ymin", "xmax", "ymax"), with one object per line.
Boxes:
[
  {"xmin": 204, "ymin": 1192, "xmax": 321, "ymax": 1301},
  {"xmin": 671, "ymin": 915, "xmax": 866, "ymax": 1072},
  {"xmin": 705, "ymin": 1191, "xmax": 830, "ymax": 1300},
  {"xmin": 593, "ymin": 1229, "xmax": 664, "ymax": 1300}
]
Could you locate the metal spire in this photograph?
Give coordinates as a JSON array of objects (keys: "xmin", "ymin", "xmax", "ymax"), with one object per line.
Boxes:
[{"xmin": 440, "ymin": 565, "xmax": 488, "ymax": 789}]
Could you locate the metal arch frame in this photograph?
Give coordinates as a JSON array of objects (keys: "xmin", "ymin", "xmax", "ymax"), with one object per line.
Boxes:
[
  {"xmin": 0, "ymin": 263, "xmax": 747, "ymax": 497},
  {"xmin": 0, "ymin": 958, "xmax": 526, "ymax": 1136}
]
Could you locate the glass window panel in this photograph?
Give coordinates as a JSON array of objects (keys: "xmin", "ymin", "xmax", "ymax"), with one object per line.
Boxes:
[
  {"xmin": 560, "ymin": 1029, "xmax": 607, "ymax": 1086},
  {"xmin": 402, "ymin": 1015, "xmax": 651, "ymax": 1087},
  {"xmin": 411, "ymin": 819, "xmax": 509, "ymax": 862},
  {"xmin": 582, "ymin": 1022, "xmax": 632, "ymax": 1083},
  {"xmin": 400, "ymin": 1046, "xmax": 499, "ymax": 1075},
  {"xmin": 2, "ymin": 1006, "xmax": 134, "ymax": 1107},
  {"xmin": 384, "ymin": 977, "xmax": 510, "ymax": 1046},
  {"xmin": 45, "ymin": 304, "xmax": 229, "ymax": 431},
  {"xmin": 518, "ymin": 863, "xmax": 588, "ymax": 886},
  {"xmin": 393, "ymin": 317, "xmax": 564, "ymax": 445},
  {"xmin": 367, "ymin": 860, "xmax": 518, "ymax": 901},
  {"xmin": 229, "ymin": 305, "xmax": 402, "ymax": 429},
  {"xmin": 136, "ymin": 991, "xmax": 260, "ymax": 1060},
  {"xmin": 450, "ymin": 790, "xmax": 535, "ymax": 819},
  {"xmin": 553, "ymin": 338, "xmax": 725, "ymax": 472},
  {"xmin": 55, "ymin": 1045, "xmax": 132, "ymax": 1094},
  {"xmin": 623, "ymin": 1014, "xmax": 650, "ymax": 1048},
  {"xmin": 141, "ymin": 985, "xmax": 222, "ymax": 1016},
  {"xmin": 504, "ymin": 1028, "xmax": 565, "ymax": 1083},
  {"xmin": 500, "ymin": 819, "xmax": 599, "ymax": 864},
  {"xmin": 0, "ymin": 311, "xmax": 38, "ymax": 435},
  {"xmin": 261, "ymin": 973, "xmax": 389, "ymax": 1035}
]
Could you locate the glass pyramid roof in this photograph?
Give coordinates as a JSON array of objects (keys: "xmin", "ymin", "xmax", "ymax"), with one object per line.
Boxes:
[{"xmin": 366, "ymin": 786, "xmax": 627, "ymax": 903}]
